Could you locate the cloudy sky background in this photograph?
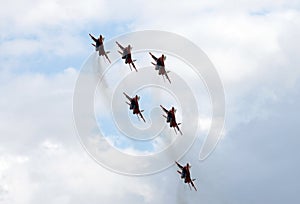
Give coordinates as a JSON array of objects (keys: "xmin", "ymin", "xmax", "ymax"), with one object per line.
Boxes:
[{"xmin": 1, "ymin": 0, "xmax": 300, "ymax": 203}]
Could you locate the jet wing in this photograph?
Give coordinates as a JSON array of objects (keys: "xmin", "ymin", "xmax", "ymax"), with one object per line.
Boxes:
[
  {"xmin": 176, "ymin": 124, "xmax": 183, "ymax": 135},
  {"xmin": 149, "ymin": 52, "xmax": 158, "ymax": 61},
  {"xmin": 139, "ymin": 111, "xmax": 146, "ymax": 123},
  {"xmin": 116, "ymin": 41, "xmax": 125, "ymax": 51},
  {"xmin": 165, "ymin": 71, "xmax": 171, "ymax": 84},
  {"xmin": 123, "ymin": 92, "xmax": 132, "ymax": 101},
  {"xmin": 175, "ymin": 161, "xmax": 183, "ymax": 169},
  {"xmin": 89, "ymin": 34, "xmax": 97, "ymax": 42},
  {"xmin": 160, "ymin": 105, "xmax": 169, "ymax": 114},
  {"xmin": 190, "ymin": 179, "xmax": 197, "ymax": 191}
]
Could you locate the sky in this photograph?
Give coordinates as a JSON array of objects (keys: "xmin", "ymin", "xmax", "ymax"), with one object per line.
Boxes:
[{"xmin": 1, "ymin": 0, "xmax": 300, "ymax": 203}]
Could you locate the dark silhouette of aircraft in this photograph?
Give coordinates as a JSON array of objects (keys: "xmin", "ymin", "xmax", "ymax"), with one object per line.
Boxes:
[
  {"xmin": 89, "ymin": 33, "xmax": 111, "ymax": 63},
  {"xmin": 116, "ymin": 41, "xmax": 137, "ymax": 72},
  {"xmin": 160, "ymin": 105, "xmax": 182, "ymax": 135},
  {"xmin": 176, "ymin": 161, "xmax": 197, "ymax": 191},
  {"xmin": 149, "ymin": 52, "xmax": 171, "ymax": 83},
  {"xmin": 123, "ymin": 92, "xmax": 145, "ymax": 122}
]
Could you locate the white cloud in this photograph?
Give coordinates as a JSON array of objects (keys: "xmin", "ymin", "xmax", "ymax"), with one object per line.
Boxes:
[
  {"xmin": 0, "ymin": 68, "xmax": 174, "ymax": 204},
  {"xmin": 1, "ymin": 0, "xmax": 300, "ymax": 203}
]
